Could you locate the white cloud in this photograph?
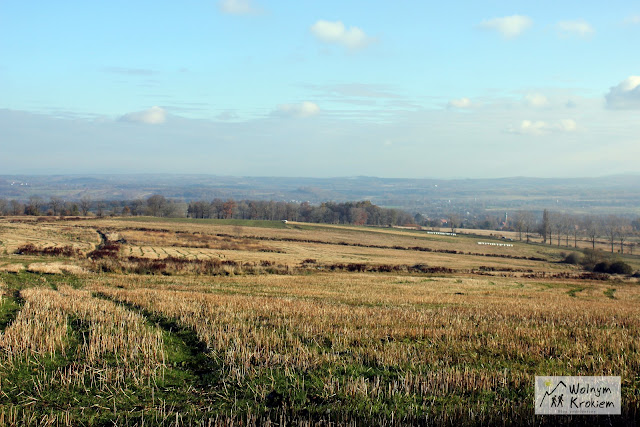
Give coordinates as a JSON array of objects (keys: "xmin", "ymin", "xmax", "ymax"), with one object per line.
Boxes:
[
  {"xmin": 556, "ymin": 19, "xmax": 594, "ymax": 38},
  {"xmin": 119, "ymin": 106, "xmax": 167, "ymax": 124},
  {"xmin": 448, "ymin": 97, "xmax": 472, "ymax": 108},
  {"xmin": 478, "ymin": 15, "xmax": 532, "ymax": 39},
  {"xmin": 559, "ymin": 119, "xmax": 577, "ymax": 132},
  {"xmin": 605, "ymin": 76, "xmax": 640, "ymax": 109},
  {"xmin": 524, "ymin": 93, "xmax": 549, "ymax": 107},
  {"xmin": 513, "ymin": 119, "xmax": 577, "ymax": 135},
  {"xmin": 273, "ymin": 101, "xmax": 320, "ymax": 118},
  {"xmin": 218, "ymin": 0, "xmax": 257, "ymax": 15},
  {"xmin": 310, "ymin": 20, "xmax": 373, "ymax": 49},
  {"xmin": 519, "ymin": 120, "xmax": 548, "ymax": 135}
]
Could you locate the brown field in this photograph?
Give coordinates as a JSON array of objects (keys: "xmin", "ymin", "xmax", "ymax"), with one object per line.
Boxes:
[{"xmin": 0, "ymin": 216, "xmax": 638, "ymax": 425}]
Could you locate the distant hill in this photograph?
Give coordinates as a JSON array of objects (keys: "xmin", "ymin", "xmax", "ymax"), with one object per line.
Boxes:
[{"xmin": 1, "ymin": 174, "xmax": 639, "ymax": 216}]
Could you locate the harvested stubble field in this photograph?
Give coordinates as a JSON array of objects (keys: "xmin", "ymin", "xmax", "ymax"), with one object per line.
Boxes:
[{"xmin": 0, "ymin": 216, "xmax": 639, "ymax": 425}]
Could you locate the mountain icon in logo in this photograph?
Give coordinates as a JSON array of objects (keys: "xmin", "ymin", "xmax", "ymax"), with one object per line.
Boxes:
[{"xmin": 540, "ymin": 381, "xmax": 567, "ymax": 407}]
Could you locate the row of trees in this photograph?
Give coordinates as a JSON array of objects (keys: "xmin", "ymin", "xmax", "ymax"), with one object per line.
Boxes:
[
  {"xmin": 429, "ymin": 209, "xmax": 639, "ymax": 254},
  {"xmin": 519, "ymin": 209, "xmax": 637, "ymax": 254},
  {"xmin": 0, "ymin": 196, "xmax": 184, "ymax": 218},
  {"xmin": 1, "ymin": 196, "xmax": 639, "ymax": 252},
  {"xmin": 187, "ymin": 199, "xmax": 415, "ymax": 226},
  {"xmin": 427, "ymin": 209, "xmax": 639, "ymax": 254},
  {"xmin": 0, "ymin": 196, "xmax": 414, "ymax": 227}
]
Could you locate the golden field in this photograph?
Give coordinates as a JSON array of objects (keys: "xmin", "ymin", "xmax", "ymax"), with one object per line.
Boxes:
[{"xmin": 0, "ymin": 216, "xmax": 638, "ymax": 425}]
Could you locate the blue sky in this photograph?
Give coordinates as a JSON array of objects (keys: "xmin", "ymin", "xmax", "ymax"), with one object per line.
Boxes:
[{"xmin": 1, "ymin": 1, "xmax": 639, "ymax": 178}]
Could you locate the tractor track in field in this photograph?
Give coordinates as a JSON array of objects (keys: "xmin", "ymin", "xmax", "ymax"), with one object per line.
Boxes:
[
  {"xmin": 92, "ymin": 292, "xmax": 223, "ymax": 389},
  {"xmin": 0, "ymin": 289, "xmax": 24, "ymax": 332}
]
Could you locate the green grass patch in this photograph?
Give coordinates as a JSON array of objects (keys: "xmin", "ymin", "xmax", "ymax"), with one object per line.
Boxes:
[
  {"xmin": 0, "ymin": 271, "xmax": 83, "ymax": 290},
  {"xmin": 0, "ymin": 290, "xmax": 23, "ymax": 331},
  {"xmin": 567, "ymin": 286, "xmax": 585, "ymax": 298},
  {"xmin": 604, "ymin": 288, "xmax": 616, "ymax": 299}
]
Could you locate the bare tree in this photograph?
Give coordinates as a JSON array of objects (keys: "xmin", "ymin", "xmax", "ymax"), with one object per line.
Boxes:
[
  {"xmin": 541, "ymin": 209, "xmax": 551, "ymax": 244},
  {"xmin": 514, "ymin": 211, "xmax": 526, "ymax": 241},
  {"xmin": 603, "ymin": 215, "xmax": 620, "ymax": 253},
  {"xmin": 129, "ymin": 199, "xmax": 145, "ymax": 216},
  {"xmin": 223, "ymin": 199, "xmax": 236, "ymax": 219},
  {"xmin": 10, "ymin": 200, "xmax": 23, "ymax": 216},
  {"xmin": 109, "ymin": 201, "xmax": 121, "ymax": 216},
  {"xmin": 26, "ymin": 196, "xmax": 44, "ymax": 216},
  {"xmin": 211, "ymin": 199, "xmax": 225, "ymax": 219},
  {"xmin": 561, "ymin": 214, "xmax": 573, "ymax": 247},
  {"xmin": 67, "ymin": 203, "xmax": 80, "ymax": 216},
  {"xmin": 146, "ymin": 195, "xmax": 167, "ymax": 217},
  {"xmin": 50, "ymin": 196, "xmax": 63, "ymax": 216},
  {"xmin": 548, "ymin": 211, "xmax": 563, "ymax": 246},
  {"xmin": 0, "ymin": 198, "xmax": 7, "ymax": 216},
  {"xmin": 571, "ymin": 219, "xmax": 581, "ymax": 248},
  {"xmin": 96, "ymin": 201, "xmax": 106, "ymax": 218},
  {"xmin": 519, "ymin": 211, "xmax": 535, "ymax": 243},
  {"xmin": 80, "ymin": 196, "xmax": 92, "ymax": 216},
  {"xmin": 617, "ymin": 218, "xmax": 631, "ymax": 254},
  {"xmin": 582, "ymin": 215, "xmax": 600, "ymax": 250},
  {"xmin": 447, "ymin": 213, "xmax": 460, "ymax": 233}
]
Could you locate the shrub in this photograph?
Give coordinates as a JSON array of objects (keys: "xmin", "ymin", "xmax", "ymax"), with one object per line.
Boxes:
[
  {"xmin": 581, "ymin": 248, "xmax": 605, "ymax": 270},
  {"xmin": 608, "ymin": 261, "xmax": 633, "ymax": 275},
  {"xmin": 592, "ymin": 260, "xmax": 633, "ymax": 275},
  {"xmin": 15, "ymin": 244, "xmax": 81, "ymax": 258},
  {"xmin": 562, "ymin": 252, "xmax": 582, "ymax": 265},
  {"xmin": 593, "ymin": 262, "xmax": 611, "ymax": 273}
]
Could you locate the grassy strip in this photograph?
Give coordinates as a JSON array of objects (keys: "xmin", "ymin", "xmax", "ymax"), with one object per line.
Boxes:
[
  {"xmin": 0, "ymin": 271, "xmax": 83, "ymax": 291},
  {"xmin": 567, "ymin": 286, "xmax": 586, "ymax": 297},
  {"xmin": 0, "ymin": 290, "xmax": 23, "ymax": 332}
]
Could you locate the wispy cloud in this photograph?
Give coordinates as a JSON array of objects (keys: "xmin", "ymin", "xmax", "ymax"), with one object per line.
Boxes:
[
  {"xmin": 511, "ymin": 119, "xmax": 577, "ymax": 135},
  {"xmin": 624, "ymin": 15, "xmax": 640, "ymax": 25},
  {"xmin": 305, "ymin": 83, "xmax": 401, "ymax": 99},
  {"xmin": 478, "ymin": 15, "xmax": 532, "ymax": 39},
  {"xmin": 311, "ymin": 20, "xmax": 374, "ymax": 50},
  {"xmin": 218, "ymin": 0, "xmax": 259, "ymax": 15},
  {"xmin": 119, "ymin": 106, "xmax": 167, "ymax": 124},
  {"xmin": 448, "ymin": 97, "xmax": 472, "ymax": 108},
  {"xmin": 556, "ymin": 19, "xmax": 594, "ymax": 38},
  {"xmin": 102, "ymin": 67, "xmax": 156, "ymax": 76},
  {"xmin": 524, "ymin": 93, "xmax": 549, "ymax": 108},
  {"xmin": 272, "ymin": 101, "xmax": 320, "ymax": 118},
  {"xmin": 605, "ymin": 76, "xmax": 640, "ymax": 109}
]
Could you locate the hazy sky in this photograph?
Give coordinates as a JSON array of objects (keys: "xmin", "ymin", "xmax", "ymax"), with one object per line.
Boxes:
[{"xmin": 1, "ymin": 1, "xmax": 639, "ymax": 178}]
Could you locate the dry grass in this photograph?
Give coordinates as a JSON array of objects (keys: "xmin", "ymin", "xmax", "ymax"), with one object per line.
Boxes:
[
  {"xmin": 0, "ymin": 220, "xmax": 99, "ymax": 255},
  {"xmin": 1, "ymin": 216, "xmax": 639, "ymax": 423},
  {"xmin": 0, "ymin": 286, "xmax": 165, "ymax": 387},
  {"xmin": 0, "ymin": 264, "xmax": 24, "ymax": 273},
  {"xmin": 25, "ymin": 262, "xmax": 87, "ymax": 275},
  {"xmin": 0, "ymin": 287, "xmax": 69, "ymax": 363},
  {"xmin": 6, "ymin": 216, "xmax": 635, "ymax": 275},
  {"xmin": 88, "ymin": 272, "xmax": 640, "ymax": 420}
]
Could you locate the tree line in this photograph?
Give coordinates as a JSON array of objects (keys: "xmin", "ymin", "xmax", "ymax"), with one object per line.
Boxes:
[
  {"xmin": 1, "ymin": 196, "xmax": 638, "ymax": 253},
  {"xmin": 480, "ymin": 209, "xmax": 638, "ymax": 254},
  {"xmin": 0, "ymin": 196, "xmax": 414, "ymax": 227},
  {"xmin": 534, "ymin": 209, "xmax": 639, "ymax": 254},
  {"xmin": 186, "ymin": 199, "xmax": 415, "ymax": 226}
]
